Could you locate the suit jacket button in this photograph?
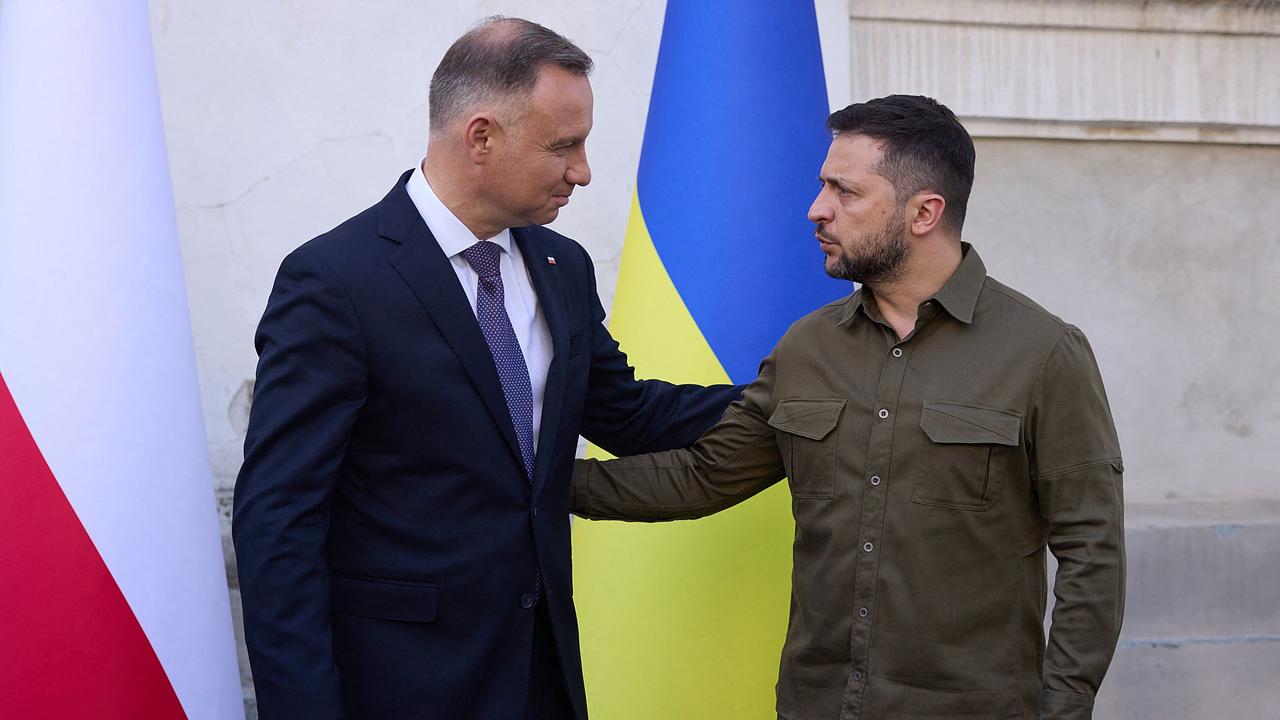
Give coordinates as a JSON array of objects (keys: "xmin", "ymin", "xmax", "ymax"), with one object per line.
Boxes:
[{"xmin": 520, "ymin": 593, "xmax": 536, "ymax": 609}]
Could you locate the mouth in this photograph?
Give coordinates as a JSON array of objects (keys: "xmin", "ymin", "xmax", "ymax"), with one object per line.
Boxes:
[{"xmin": 551, "ymin": 194, "xmax": 572, "ymax": 207}]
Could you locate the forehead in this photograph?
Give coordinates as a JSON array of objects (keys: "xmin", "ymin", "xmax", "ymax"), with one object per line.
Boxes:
[
  {"xmin": 520, "ymin": 65, "xmax": 593, "ymax": 136},
  {"xmin": 821, "ymin": 134, "xmax": 885, "ymax": 179}
]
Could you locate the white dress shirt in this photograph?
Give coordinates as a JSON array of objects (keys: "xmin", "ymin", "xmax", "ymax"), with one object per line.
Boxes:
[{"xmin": 404, "ymin": 164, "xmax": 554, "ymax": 451}]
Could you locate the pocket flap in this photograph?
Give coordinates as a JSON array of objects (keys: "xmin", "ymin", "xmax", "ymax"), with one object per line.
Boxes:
[
  {"xmin": 767, "ymin": 398, "xmax": 846, "ymax": 441},
  {"xmin": 920, "ymin": 401, "xmax": 1021, "ymax": 446},
  {"xmin": 330, "ymin": 573, "xmax": 439, "ymax": 623}
]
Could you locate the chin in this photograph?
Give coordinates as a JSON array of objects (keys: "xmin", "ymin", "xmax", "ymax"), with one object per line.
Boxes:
[{"xmin": 823, "ymin": 257, "xmax": 853, "ymax": 282}]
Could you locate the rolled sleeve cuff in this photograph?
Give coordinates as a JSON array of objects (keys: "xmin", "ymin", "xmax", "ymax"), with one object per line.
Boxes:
[
  {"xmin": 1040, "ymin": 688, "xmax": 1095, "ymax": 719},
  {"xmin": 571, "ymin": 459, "xmax": 594, "ymax": 517}
]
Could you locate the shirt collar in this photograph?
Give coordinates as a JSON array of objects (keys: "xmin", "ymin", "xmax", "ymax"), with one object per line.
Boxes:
[
  {"xmin": 837, "ymin": 242, "xmax": 987, "ymax": 326},
  {"xmin": 404, "ymin": 161, "xmax": 513, "ymax": 258},
  {"xmin": 930, "ymin": 242, "xmax": 985, "ymax": 324},
  {"xmin": 836, "ymin": 288, "xmax": 873, "ymax": 327}
]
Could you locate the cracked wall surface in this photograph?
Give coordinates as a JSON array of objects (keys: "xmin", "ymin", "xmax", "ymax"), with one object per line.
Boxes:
[{"xmin": 148, "ymin": 3, "xmax": 664, "ymax": 711}]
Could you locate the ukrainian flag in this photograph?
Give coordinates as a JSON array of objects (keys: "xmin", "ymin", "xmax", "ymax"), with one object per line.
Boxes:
[{"xmin": 572, "ymin": 2, "xmax": 846, "ymax": 717}]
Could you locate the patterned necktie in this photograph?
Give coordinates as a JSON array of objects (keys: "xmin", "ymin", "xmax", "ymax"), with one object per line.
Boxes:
[
  {"xmin": 460, "ymin": 241, "xmax": 536, "ymax": 480},
  {"xmin": 461, "ymin": 240, "xmax": 542, "ymax": 602}
]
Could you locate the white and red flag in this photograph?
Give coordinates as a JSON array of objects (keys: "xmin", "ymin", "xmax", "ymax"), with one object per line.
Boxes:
[{"xmin": 0, "ymin": 2, "xmax": 242, "ymax": 718}]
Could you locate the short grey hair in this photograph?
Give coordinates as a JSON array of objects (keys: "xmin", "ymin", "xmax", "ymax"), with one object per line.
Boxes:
[{"xmin": 428, "ymin": 16, "xmax": 593, "ymax": 135}]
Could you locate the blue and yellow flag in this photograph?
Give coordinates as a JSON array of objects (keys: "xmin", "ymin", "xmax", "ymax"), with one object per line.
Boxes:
[{"xmin": 573, "ymin": 1, "xmax": 846, "ymax": 717}]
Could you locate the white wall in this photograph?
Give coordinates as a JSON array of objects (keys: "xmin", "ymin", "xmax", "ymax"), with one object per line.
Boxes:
[
  {"xmin": 152, "ymin": 0, "xmax": 655, "ymax": 499},
  {"xmin": 150, "ymin": 0, "xmax": 850, "ymax": 501}
]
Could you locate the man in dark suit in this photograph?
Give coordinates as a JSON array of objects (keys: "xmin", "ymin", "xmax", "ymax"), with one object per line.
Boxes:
[{"xmin": 232, "ymin": 17, "xmax": 738, "ymax": 720}]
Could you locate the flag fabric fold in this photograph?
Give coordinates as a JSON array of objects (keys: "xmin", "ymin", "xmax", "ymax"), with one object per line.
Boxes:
[{"xmin": 0, "ymin": 2, "xmax": 242, "ymax": 718}]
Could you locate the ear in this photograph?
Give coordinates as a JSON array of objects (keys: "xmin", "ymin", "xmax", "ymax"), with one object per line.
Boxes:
[
  {"xmin": 908, "ymin": 193, "xmax": 946, "ymax": 237},
  {"xmin": 463, "ymin": 113, "xmax": 500, "ymax": 163}
]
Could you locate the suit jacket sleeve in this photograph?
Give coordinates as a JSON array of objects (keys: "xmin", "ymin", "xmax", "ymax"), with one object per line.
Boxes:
[
  {"xmin": 233, "ymin": 247, "xmax": 366, "ymax": 719},
  {"xmin": 576, "ymin": 244, "xmax": 742, "ymax": 453}
]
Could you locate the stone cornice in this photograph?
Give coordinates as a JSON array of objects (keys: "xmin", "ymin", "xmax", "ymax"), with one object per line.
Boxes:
[{"xmin": 847, "ymin": 0, "xmax": 1280, "ymax": 143}]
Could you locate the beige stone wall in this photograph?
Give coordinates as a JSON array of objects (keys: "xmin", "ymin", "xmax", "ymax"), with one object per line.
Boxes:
[
  {"xmin": 969, "ymin": 136, "xmax": 1280, "ymax": 716},
  {"xmin": 845, "ymin": 2, "xmax": 1280, "ymax": 715},
  {"xmin": 844, "ymin": 0, "xmax": 1280, "ymax": 484},
  {"xmin": 850, "ymin": 0, "xmax": 1280, "ymax": 142},
  {"xmin": 966, "ymin": 138, "xmax": 1280, "ymax": 504}
]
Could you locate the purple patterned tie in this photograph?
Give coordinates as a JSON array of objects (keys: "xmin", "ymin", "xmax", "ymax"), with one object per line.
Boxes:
[
  {"xmin": 461, "ymin": 241, "xmax": 542, "ymax": 601},
  {"xmin": 460, "ymin": 241, "xmax": 537, "ymax": 480}
]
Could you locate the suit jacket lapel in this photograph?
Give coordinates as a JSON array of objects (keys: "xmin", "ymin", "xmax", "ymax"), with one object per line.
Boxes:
[
  {"xmin": 515, "ymin": 227, "xmax": 569, "ymax": 500},
  {"xmin": 380, "ymin": 176, "xmax": 525, "ymax": 473}
]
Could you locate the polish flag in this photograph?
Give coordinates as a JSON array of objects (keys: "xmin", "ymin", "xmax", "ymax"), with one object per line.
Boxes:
[{"xmin": 0, "ymin": 2, "xmax": 243, "ymax": 718}]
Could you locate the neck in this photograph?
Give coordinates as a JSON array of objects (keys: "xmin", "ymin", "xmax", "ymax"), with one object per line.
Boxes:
[
  {"xmin": 866, "ymin": 237, "xmax": 963, "ymax": 339},
  {"xmin": 421, "ymin": 152, "xmax": 506, "ymax": 240}
]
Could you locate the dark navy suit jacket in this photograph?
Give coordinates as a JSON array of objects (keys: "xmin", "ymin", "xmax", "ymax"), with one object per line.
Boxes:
[{"xmin": 232, "ymin": 171, "xmax": 738, "ymax": 719}]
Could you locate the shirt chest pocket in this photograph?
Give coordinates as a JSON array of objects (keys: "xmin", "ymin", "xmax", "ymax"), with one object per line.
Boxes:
[
  {"xmin": 767, "ymin": 398, "xmax": 846, "ymax": 500},
  {"xmin": 913, "ymin": 400, "xmax": 1021, "ymax": 511}
]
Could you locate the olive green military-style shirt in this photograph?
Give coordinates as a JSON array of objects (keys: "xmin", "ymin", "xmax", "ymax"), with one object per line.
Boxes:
[{"xmin": 573, "ymin": 245, "xmax": 1124, "ymax": 720}]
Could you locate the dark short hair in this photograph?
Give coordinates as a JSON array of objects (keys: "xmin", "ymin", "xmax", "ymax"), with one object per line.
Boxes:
[
  {"xmin": 428, "ymin": 16, "xmax": 593, "ymax": 133},
  {"xmin": 826, "ymin": 95, "xmax": 975, "ymax": 234}
]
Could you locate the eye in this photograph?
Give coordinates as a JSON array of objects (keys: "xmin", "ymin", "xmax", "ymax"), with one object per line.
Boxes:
[
  {"xmin": 821, "ymin": 179, "xmax": 853, "ymax": 197},
  {"xmin": 552, "ymin": 140, "xmax": 581, "ymax": 155}
]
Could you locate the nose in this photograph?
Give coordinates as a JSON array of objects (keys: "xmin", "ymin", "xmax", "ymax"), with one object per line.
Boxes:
[
  {"xmin": 807, "ymin": 187, "xmax": 832, "ymax": 224},
  {"xmin": 566, "ymin": 146, "xmax": 591, "ymax": 187}
]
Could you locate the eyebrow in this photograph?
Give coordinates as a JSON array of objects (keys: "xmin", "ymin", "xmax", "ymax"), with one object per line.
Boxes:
[{"xmin": 820, "ymin": 175, "xmax": 857, "ymax": 190}]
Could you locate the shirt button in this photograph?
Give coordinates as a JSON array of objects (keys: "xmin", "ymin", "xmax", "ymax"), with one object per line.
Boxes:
[
  {"xmin": 863, "ymin": 541, "xmax": 874, "ymax": 553},
  {"xmin": 520, "ymin": 593, "xmax": 535, "ymax": 609},
  {"xmin": 870, "ymin": 475, "xmax": 881, "ymax": 486},
  {"xmin": 853, "ymin": 671, "xmax": 863, "ymax": 683},
  {"xmin": 878, "ymin": 408, "xmax": 889, "ymax": 419},
  {"xmin": 892, "ymin": 348, "xmax": 903, "ymax": 358},
  {"xmin": 859, "ymin": 607, "xmax": 869, "ymax": 618}
]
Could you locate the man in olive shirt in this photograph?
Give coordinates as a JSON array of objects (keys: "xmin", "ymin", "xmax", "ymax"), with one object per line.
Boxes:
[{"xmin": 572, "ymin": 95, "xmax": 1124, "ymax": 719}]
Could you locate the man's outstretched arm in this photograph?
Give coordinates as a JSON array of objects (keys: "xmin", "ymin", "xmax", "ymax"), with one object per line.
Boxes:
[
  {"xmin": 574, "ymin": 243, "xmax": 743, "ymax": 455},
  {"xmin": 573, "ymin": 350, "xmax": 785, "ymax": 521}
]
